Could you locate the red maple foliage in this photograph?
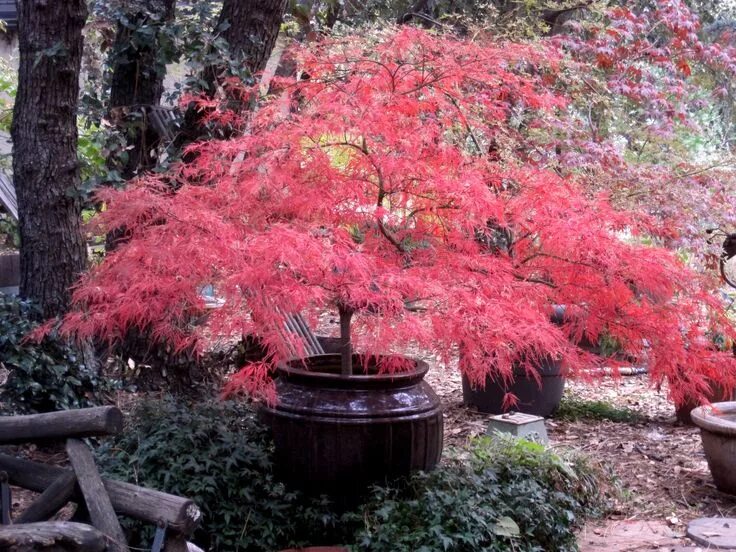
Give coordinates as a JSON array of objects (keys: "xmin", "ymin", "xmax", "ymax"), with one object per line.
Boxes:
[
  {"xmin": 545, "ymin": 0, "xmax": 736, "ymax": 260},
  {"xmin": 60, "ymin": 27, "xmax": 736, "ymax": 407}
]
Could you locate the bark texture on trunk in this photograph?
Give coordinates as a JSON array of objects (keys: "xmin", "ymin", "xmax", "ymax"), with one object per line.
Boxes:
[
  {"xmin": 218, "ymin": 0, "xmax": 288, "ymax": 75},
  {"xmin": 108, "ymin": 0, "xmax": 176, "ymax": 179},
  {"xmin": 12, "ymin": 0, "xmax": 88, "ymax": 318}
]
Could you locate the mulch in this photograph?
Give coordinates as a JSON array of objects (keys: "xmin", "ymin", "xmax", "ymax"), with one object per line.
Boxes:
[{"xmin": 425, "ymin": 363, "xmax": 736, "ymax": 529}]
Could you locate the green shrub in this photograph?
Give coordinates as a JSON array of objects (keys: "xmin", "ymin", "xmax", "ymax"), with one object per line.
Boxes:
[
  {"xmin": 351, "ymin": 437, "xmax": 612, "ymax": 552},
  {"xmin": 0, "ymin": 294, "xmax": 115, "ymax": 413},
  {"xmin": 98, "ymin": 397, "xmax": 613, "ymax": 552},
  {"xmin": 555, "ymin": 396, "xmax": 642, "ymax": 423},
  {"xmin": 97, "ymin": 397, "xmax": 342, "ymax": 551},
  {"xmin": 0, "ymin": 213, "xmax": 18, "ymax": 247}
]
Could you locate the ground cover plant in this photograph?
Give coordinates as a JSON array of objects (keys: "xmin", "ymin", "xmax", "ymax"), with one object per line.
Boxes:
[
  {"xmin": 0, "ymin": 294, "xmax": 114, "ymax": 413},
  {"xmin": 555, "ymin": 396, "xmax": 643, "ymax": 424},
  {"xmin": 58, "ymin": 25, "xmax": 736, "ymax": 410},
  {"xmin": 98, "ymin": 396, "xmax": 613, "ymax": 551}
]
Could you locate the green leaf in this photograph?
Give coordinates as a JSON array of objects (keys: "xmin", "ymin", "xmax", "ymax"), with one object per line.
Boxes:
[{"xmin": 493, "ymin": 516, "xmax": 521, "ymax": 537}]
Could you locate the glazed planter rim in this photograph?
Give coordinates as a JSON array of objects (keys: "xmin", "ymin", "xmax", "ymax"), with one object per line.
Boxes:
[
  {"xmin": 691, "ymin": 401, "xmax": 736, "ymax": 436},
  {"xmin": 276, "ymin": 353, "xmax": 429, "ymax": 388}
]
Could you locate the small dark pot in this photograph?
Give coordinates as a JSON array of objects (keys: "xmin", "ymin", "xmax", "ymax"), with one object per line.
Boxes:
[
  {"xmin": 261, "ymin": 354, "xmax": 443, "ymax": 499},
  {"xmin": 461, "ymin": 357, "xmax": 565, "ymax": 417},
  {"xmin": 676, "ymin": 386, "xmax": 735, "ymax": 425},
  {"xmin": 691, "ymin": 402, "xmax": 736, "ymax": 495}
]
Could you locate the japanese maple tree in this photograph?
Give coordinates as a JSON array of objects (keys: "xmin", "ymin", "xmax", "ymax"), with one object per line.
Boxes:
[
  {"xmin": 540, "ymin": 0, "xmax": 736, "ymax": 261},
  {"xmin": 60, "ymin": 26, "xmax": 736, "ymax": 407}
]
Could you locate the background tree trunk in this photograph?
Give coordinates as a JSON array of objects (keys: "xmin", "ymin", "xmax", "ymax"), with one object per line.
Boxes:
[
  {"xmin": 108, "ymin": 0, "xmax": 177, "ymax": 180},
  {"xmin": 12, "ymin": 0, "xmax": 88, "ymax": 318},
  {"xmin": 217, "ymin": 0, "xmax": 288, "ymax": 75},
  {"xmin": 179, "ymin": 0, "xmax": 288, "ymax": 149}
]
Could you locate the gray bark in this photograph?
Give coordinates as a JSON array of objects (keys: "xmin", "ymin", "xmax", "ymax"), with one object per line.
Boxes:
[
  {"xmin": 11, "ymin": 0, "xmax": 88, "ymax": 318},
  {"xmin": 217, "ymin": 0, "xmax": 288, "ymax": 75}
]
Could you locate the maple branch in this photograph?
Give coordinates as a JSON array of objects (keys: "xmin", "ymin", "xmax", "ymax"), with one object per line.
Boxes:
[
  {"xmin": 518, "ymin": 252, "xmax": 599, "ymax": 270},
  {"xmin": 513, "ymin": 274, "xmax": 557, "ymax": 288},
  {"xmin": 465, "ymin": 264, "xmax": 556, "ymax": 289},
  {"xmin": 314, "ymin": 136, "xmax": 408, "ymax": 254},
  {"xmin": 400, "ymin": 71, "xmax": 450, "ymax": 96},
  {"xmin": 407, "ymin": 203, "xmax": 458, "ymax": 218},
  {"xmin": 674, "ymin": 161, "xmax": 735, "ymax": 179},
  {"xmin": 338, "ymin": 305, "xmax": 354, "ymax": 376},
  {"xmin": 444, "ymin": 92, "xmax": 483, "ymax": 155}
]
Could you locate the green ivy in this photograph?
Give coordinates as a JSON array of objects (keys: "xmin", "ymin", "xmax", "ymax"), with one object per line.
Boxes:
[
  {"xmin": 555, "ymin": 396, "xmax": 643, "ymax": 424},
  {"xmin": 98, "ymin": 397, "xmax": 613, "ymax": 552},
  {"xmin": 351, "ymin": 436, "xmax": 612, "ymax": 552},
  {"xmin": 0, "ymin": 214, "xmax": 18, "ymax": 248},
  {"xmin": 0, "ymin": 294, "xmax": 117, "ymax": 413},
  {"xmin": 97, "ymin": 397, "xmax": 341, "ymax": 551}
]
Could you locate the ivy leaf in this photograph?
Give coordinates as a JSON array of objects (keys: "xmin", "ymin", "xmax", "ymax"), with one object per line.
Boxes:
[{"xmin": 493, "ymin": 516, "xmax": 520, "ymax": 537}]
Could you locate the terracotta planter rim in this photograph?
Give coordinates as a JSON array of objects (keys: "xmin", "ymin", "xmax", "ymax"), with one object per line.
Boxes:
[{"xmin": 691, "ymin": 401, "xmax": 736, "ymax": 436}]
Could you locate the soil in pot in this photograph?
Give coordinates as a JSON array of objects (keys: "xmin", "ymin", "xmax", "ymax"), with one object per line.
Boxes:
[
  {"xmin": 691, "ymin": 401, "xmax": 736, "ymax": 495},
  {"xmin": 260, "ymin": 354, "xmax": 444, "ymax": 500},
  {"xmin": 461, "ymin": 357, "xmax": 565, "ymax": 417}
]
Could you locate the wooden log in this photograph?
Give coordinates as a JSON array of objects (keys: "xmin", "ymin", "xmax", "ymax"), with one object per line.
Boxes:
[
  {"xmin": 16, "ymin": 470, "xmax": 77, "ymax": 523},
  {"xmin": 0, "ymin": 407, "xmax": 123, "ymax": 444},
  {"xmin": 0, "ymin": 454, "xmax": 201, "ymax": 535},
  {"xmin": 66, "ymin": 439, "xmax": 129, "ymax": 552},
  {"xmin": 0, "ymin": 521, "xmax": 106, "ymax": 551}
]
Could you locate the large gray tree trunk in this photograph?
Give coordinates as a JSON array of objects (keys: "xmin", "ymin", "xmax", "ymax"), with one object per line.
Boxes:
[{"xmin": 11, "ymin": 0, "xmax": 88, "ymax": 318}]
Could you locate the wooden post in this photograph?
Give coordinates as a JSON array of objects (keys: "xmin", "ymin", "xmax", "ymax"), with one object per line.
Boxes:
[
  {"xmin": 16, "ymin": 471, "xmax": 77, "ymax": 523},
  {"xmin": 0, "ymin": 407, "xmax": 123, "ymax": 445},
  {"xmin": 66, "ymin": 439, "xmax": 129, "ymax": 552},
  {"xmin": 0, "ymin": 454, "xmax": 201, "ymax": 535}
]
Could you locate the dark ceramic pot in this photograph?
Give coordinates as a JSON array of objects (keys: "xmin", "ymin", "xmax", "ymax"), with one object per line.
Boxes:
[
  {"xmin": 461, "ymin": 357, "xmax": 565, "ymax": 417},
  {"xmin": 261, "ymin": 354, "xmax": 443, "ymax": 498},
  {"xmin": 691, "ymin": 402, "xmax": 736, "ymax": 495},
  {"xmin": 676, "ymin": 386, "xmax": 735, "ymax": 425}
]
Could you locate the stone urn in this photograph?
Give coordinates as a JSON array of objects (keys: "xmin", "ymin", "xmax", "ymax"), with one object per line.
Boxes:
[{"xmin": 690, "ymin": 401, "xmax": 736, "ymax": 495}]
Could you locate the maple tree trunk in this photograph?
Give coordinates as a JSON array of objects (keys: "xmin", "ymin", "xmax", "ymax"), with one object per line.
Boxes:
[
  {"xmin": 218, "ymin": 0, "xmax": 288, "ymax": 75},
  {"xmin": 339, "ymin": 306, "xmax": 353, "ymax": 376},
  {"xmin": 12, "ymin": 0, "xmax": 88, "ymax": 318},
  {"xmin": 108, "ymin": 0, "xmax": 176, "ymax": 180}
]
